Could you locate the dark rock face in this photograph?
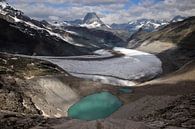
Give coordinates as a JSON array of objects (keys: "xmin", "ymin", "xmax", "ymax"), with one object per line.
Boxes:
[
  {"xmin": 62, "ymin": 26, "xmax": 127, "ymax": 48},
  {"xmin": 179, "ymin": 31, "xmax": 195, "ymax": 49}
]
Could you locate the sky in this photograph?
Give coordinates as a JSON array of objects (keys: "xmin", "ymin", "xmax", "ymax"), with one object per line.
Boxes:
[{"xmin": 7, "ymin": 0, "xmax": 195, "ymax": 24}]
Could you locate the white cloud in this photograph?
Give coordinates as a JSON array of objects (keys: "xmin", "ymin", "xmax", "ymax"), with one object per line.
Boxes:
[
  {"xmin": 8, "ymin": 0, "xmax": 195, "ymax": 24},
  {"xmin": 9, "ymin": 0, "xmax": 128, "ymax": 6}
]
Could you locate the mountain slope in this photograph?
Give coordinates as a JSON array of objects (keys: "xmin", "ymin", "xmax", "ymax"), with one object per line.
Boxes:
[
  {"xmin": 0, "ymin": 3, "xmax": 126, "ymax": 56},
  {"xmin": 0, "ymin": 18, "xmax": 91, "ymax": 56},
  {"xmin": 171, "ymin": 15, "xmax": 187, "ymax": 23},
  {"xmin": 128, "ymin": 16, "xmax": 195, "ymax": 74},
  {"xmin": 0, "ymin": 3, "xmax": 91, "ymax": 56},
  {"xmin": 128, "ymin": 16, "xmax": 195, "ymax": 50}
]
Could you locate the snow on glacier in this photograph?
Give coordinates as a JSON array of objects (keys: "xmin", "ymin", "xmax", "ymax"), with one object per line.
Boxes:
[{"xmin": 40, "ymin": 47, "xmax": 162, "ymax": 86}]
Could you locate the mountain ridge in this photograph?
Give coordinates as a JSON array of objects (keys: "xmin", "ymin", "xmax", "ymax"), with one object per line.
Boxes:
[{"xmin": 111, "ymin": 15, "xmax": 187, "ymax": 32}]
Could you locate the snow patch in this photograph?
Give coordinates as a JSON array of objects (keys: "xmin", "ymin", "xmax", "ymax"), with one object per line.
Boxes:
[
  {"xmin": 80, "ymin": 21, "xmax": 102, "ymax": 28},
  {"xmin": 65, "ymin": 30, "xmax": 80, "ymax": 36},
  {"xmin": 63, "ymin": 21, "xmax": 71, "ymax": 26},
  {"xmin": 0, "ymin": 10, "xmax": 7, "ymax": 15},
  {"xmin": 12, "ymin": 16, "xmax": 21, "ymax": 22},
  {"xmin": 113, "ymin": 47, "xmax": 149, "ymax": 56},
  {"xmin": 0, "ymin": 2, "xmax": 8, "ymax": 9},
  {"xmin": 94, "ymin": 49, "xmax": 113, "ymax": 56}
]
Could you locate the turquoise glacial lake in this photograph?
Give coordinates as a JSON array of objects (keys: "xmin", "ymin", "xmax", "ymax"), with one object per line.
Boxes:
[{"xmin": 68, "ymin": 91, "xmax": 123, "ymax": 120}]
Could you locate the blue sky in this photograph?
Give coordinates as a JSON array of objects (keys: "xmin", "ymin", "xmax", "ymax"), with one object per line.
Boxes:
[{"xmin": 8, "ymin": 0, "xmax": 195, "ymax": 24}]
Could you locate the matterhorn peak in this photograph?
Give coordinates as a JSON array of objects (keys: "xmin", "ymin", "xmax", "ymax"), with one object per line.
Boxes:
[{"xmin": 83, "ymin": 12, "xmax": 103, "ymax": 24}]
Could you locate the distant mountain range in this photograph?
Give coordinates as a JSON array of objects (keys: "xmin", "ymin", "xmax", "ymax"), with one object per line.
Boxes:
[
  {"xmin": 0, "ymin": 1, "xmax": 190, "ymax": 56},
  {"xmin": 61, "ymin": 12, "xmax": 187, "ymax": 32},
  {"xmin": 111, "ymin": 19, "xmax": 168, "ymax": 32},
  {"xmin": 111, "ymin": 15, "xmax": 187, "ymax": 32}
]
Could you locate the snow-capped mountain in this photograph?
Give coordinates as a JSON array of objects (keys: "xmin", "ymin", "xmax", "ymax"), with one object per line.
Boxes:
[
  {"xmin": 130, "ymin": 19, "xmax": 168, "ymax": 30},
  {"xmin": 83, "ymin": 12, "xmax": 103, "ymax": 25},
  {"xmin": 64, "ymin": 12, "xmax": 110, "ymax": 29},
  {"xmin": 81, "ymin": 12, "xmax": 108, "ymax": 28},
  {"xmin": 170, "ymin": 15, "xmax": 187, "ymax": 23},
  {"xmin": 111, "ymin": 16, "xmax": 187, "ymax": 32},
  {"xmin": 0, "ymin": 2, "xmax": 125, "ymax": 56},
  {"xmin": 111, "ymin": 19, "xmax": 169, "ymax": 32},
  {"xmin": 51, "ymin": 14, "xmax": 188, "ymax": 31}
]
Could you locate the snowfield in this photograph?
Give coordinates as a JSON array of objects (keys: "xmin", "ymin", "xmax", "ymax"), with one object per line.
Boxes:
[{"xmin": 38, "ymin": 47, "xmax": 162, "ymax": 86}]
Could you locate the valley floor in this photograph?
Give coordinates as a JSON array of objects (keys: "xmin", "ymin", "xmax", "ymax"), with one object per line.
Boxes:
[{"xmin": 0, "ymin": 51, "xmax": 194, "ymax": 129}]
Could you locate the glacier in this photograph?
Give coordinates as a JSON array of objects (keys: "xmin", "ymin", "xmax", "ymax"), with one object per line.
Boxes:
[{"xmin": 36, "ymin": 47, "xmax": 162, "ymax": 86}]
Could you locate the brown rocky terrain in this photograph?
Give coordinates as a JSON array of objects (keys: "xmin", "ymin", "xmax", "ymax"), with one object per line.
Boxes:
[
  {"xmin": 0, "ymin": 4, "xmax": 194, "ymax": 129},
  {"xmin": 0, "ymin": 51, "xmax": 194, "ymax": 129}
]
